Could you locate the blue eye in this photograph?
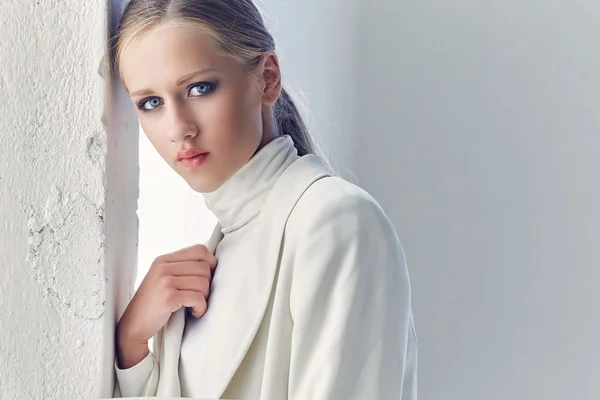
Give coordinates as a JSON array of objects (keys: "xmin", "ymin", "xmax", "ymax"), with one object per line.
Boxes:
[
  {"xmin": 139, "ymin": 97, "xmax": 162, "ymax": 111},
  {"xmin": 136, "ymin": 82, "xmax": 216, "ymax": 113},
  {"xmin": 189, "ymin": 82, "xmax": 217, "ymax": 96}
]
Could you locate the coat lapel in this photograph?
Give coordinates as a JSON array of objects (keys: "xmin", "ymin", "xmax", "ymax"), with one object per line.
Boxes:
[
  {"xmin": 211, "ymin": 154, "xmax": 330, "ymax": 398},
  {"xmin": 153, "ymin": 154, "xmax": 330, "ymax": 398},
  {"xmin": 154, "ymin": 222, "xmax": 224, "ymax": 397}
]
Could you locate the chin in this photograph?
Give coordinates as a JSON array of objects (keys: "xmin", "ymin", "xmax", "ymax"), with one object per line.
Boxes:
[
  {"xmin": 187, "ymin": 176, "xmax": 222, "ymax": 194},
  {"xmin": 173, "ymin": 164, "xmax": 219, "ymax": 193}
]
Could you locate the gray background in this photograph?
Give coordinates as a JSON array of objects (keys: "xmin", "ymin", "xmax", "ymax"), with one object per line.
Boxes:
[{"xmin": 262, "ymin": 0, "xmax": 600, "ymax": 398}]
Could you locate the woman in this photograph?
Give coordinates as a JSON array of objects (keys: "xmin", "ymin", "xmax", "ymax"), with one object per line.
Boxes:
[{"xmin": 111, "ymin": 0, "xmax": 417, "ymax": 398}]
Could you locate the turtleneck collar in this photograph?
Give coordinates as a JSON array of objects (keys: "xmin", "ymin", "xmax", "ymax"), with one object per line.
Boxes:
[{"xmin": 203, "ymin": 135, "xmax": 299, "ymax": 234}]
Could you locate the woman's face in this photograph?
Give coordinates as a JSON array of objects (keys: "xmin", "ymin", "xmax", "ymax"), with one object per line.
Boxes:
[{"xmin": 119, "ymin": 23, "xmax": 280, "ymax": 193}]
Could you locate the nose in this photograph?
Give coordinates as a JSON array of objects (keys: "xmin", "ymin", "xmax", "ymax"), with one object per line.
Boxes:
[{"xmin": 165, "ymin": 101, "xmax": 199, "ymax": 142}]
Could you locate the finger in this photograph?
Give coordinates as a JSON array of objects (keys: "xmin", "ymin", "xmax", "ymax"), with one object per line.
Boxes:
[
  {"xmin": 157, "ymin": 244, "xmax": 218, "ymax": 269},
  {"xmin": 190, "ymin": 301, "xmax": 209, "ymax": 319},
  {"xmin": 164, "ymin": 261, "xmax": 213, "ymax": 277},
  {"xmin": 167, "ymin": 290, "xmax": 207, "ymax": 314},
  {"xmin": 189, "ymin": 305, "xmax": 208, "ymax": 318},
  {"xmin": 170, "ymin": 276, "xmax": 210, "ymax": 298}
]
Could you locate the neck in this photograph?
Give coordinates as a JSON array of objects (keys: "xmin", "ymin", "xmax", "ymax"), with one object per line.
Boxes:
[
  {"xmin": 256, "ymin": 106, "xmax": 279, "ymax": 153},
  {"xmin": 203, "ymin": 135, "xmax": 299, "ymax": 234}
]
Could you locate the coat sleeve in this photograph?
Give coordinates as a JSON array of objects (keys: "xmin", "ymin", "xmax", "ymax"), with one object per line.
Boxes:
[
  {"xmin": 113, "ymin": 350, "xmax": 159, "ymax": 397},
  {"xmin": 289, "ymin": 191, "xmax": 416, "ymax": 400}
]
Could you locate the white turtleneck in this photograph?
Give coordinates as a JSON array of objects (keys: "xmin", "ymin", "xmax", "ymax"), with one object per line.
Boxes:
[
  {"xmin": 202, "ymin": 135, "xmax": 299, "ymax": 234},
  {"xmin": 179, "ymin": 135, "xmax": 299, "ymax": 398}
]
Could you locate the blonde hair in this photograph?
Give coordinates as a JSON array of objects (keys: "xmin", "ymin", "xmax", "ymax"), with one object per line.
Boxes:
[{"xmin": 111, "ymin": 0, "xmax": 321, "ymax": 158}]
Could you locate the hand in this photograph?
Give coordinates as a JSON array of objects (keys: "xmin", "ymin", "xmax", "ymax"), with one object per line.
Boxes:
[{"xmin": 116, "ymin": 244, "xmax": 217, "ymax": 369}]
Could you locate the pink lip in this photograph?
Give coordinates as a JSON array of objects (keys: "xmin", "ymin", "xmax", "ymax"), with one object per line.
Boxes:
[
  {"xmin": 177, "ymin": 147, "xmax": 208, "ymax": 161},
  {"xmin": 179, "ymin": 153, "xmax": 208, "ymax": 169}
]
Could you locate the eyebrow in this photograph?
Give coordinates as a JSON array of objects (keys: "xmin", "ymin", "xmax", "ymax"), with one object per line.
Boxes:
[{"xmin": 129, "ymin": 68, "xmax": 216, "ymax": 97}]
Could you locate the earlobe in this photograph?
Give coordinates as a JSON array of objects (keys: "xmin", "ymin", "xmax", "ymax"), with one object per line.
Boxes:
[{"xmin": 261, "ymin": 53, "xmax": 282, "ymax": 106}]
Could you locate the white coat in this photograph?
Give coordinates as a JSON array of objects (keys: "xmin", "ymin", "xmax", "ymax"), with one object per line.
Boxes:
[{"xmin": 113, "ymin": 154, "xmax": 418, "ymax": 399}]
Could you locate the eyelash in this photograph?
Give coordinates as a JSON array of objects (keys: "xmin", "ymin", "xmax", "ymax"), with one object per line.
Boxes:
[{"xmin": 137, "ymin": 81, "xmax": 218, "ymax": 113}]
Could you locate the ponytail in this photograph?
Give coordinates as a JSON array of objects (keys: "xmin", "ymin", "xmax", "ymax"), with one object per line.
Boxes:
[{"xmin": 274, "ymin": 87, "xmax": 315, "ymax": 157}]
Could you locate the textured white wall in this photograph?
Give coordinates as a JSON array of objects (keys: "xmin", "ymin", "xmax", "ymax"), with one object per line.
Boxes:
[{"xmin": 0, "ymin": 1, "xmax": 111, "ymax": 399}]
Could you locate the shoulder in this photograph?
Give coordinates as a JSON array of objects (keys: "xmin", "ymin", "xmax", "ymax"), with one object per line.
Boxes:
[
  {"xmin": 286, "ymin": 175, "xmax": 410, "ymax": 317},
  {"xmin": 286, "ymin": 175, "xmax": 399, "ymax": 246}
]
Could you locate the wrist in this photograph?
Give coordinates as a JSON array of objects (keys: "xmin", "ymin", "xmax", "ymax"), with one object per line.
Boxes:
[{"xmin": 116, "ymin": 322, "xmax": 149, "ymax": 369}]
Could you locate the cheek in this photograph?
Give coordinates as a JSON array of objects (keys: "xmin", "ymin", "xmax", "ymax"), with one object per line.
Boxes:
[{"xmin": 206, "ymin": 89, "xmax": 261, "ymax": 141}]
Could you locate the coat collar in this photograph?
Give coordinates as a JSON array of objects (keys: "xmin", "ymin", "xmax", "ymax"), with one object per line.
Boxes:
[{"xmin": 153, "ymin": 154, "xmax": 331, "ymax": 398}]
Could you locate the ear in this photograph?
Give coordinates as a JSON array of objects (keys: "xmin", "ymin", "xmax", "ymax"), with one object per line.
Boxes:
[{"xmin": 260, "ymin": 52, "xmax": 282, "ymax": 106}]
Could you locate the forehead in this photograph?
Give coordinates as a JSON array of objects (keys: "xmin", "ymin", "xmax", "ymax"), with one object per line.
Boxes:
[{"xmin": 119, "ymin": 24, "xmax": 233, "ymax": 92}]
